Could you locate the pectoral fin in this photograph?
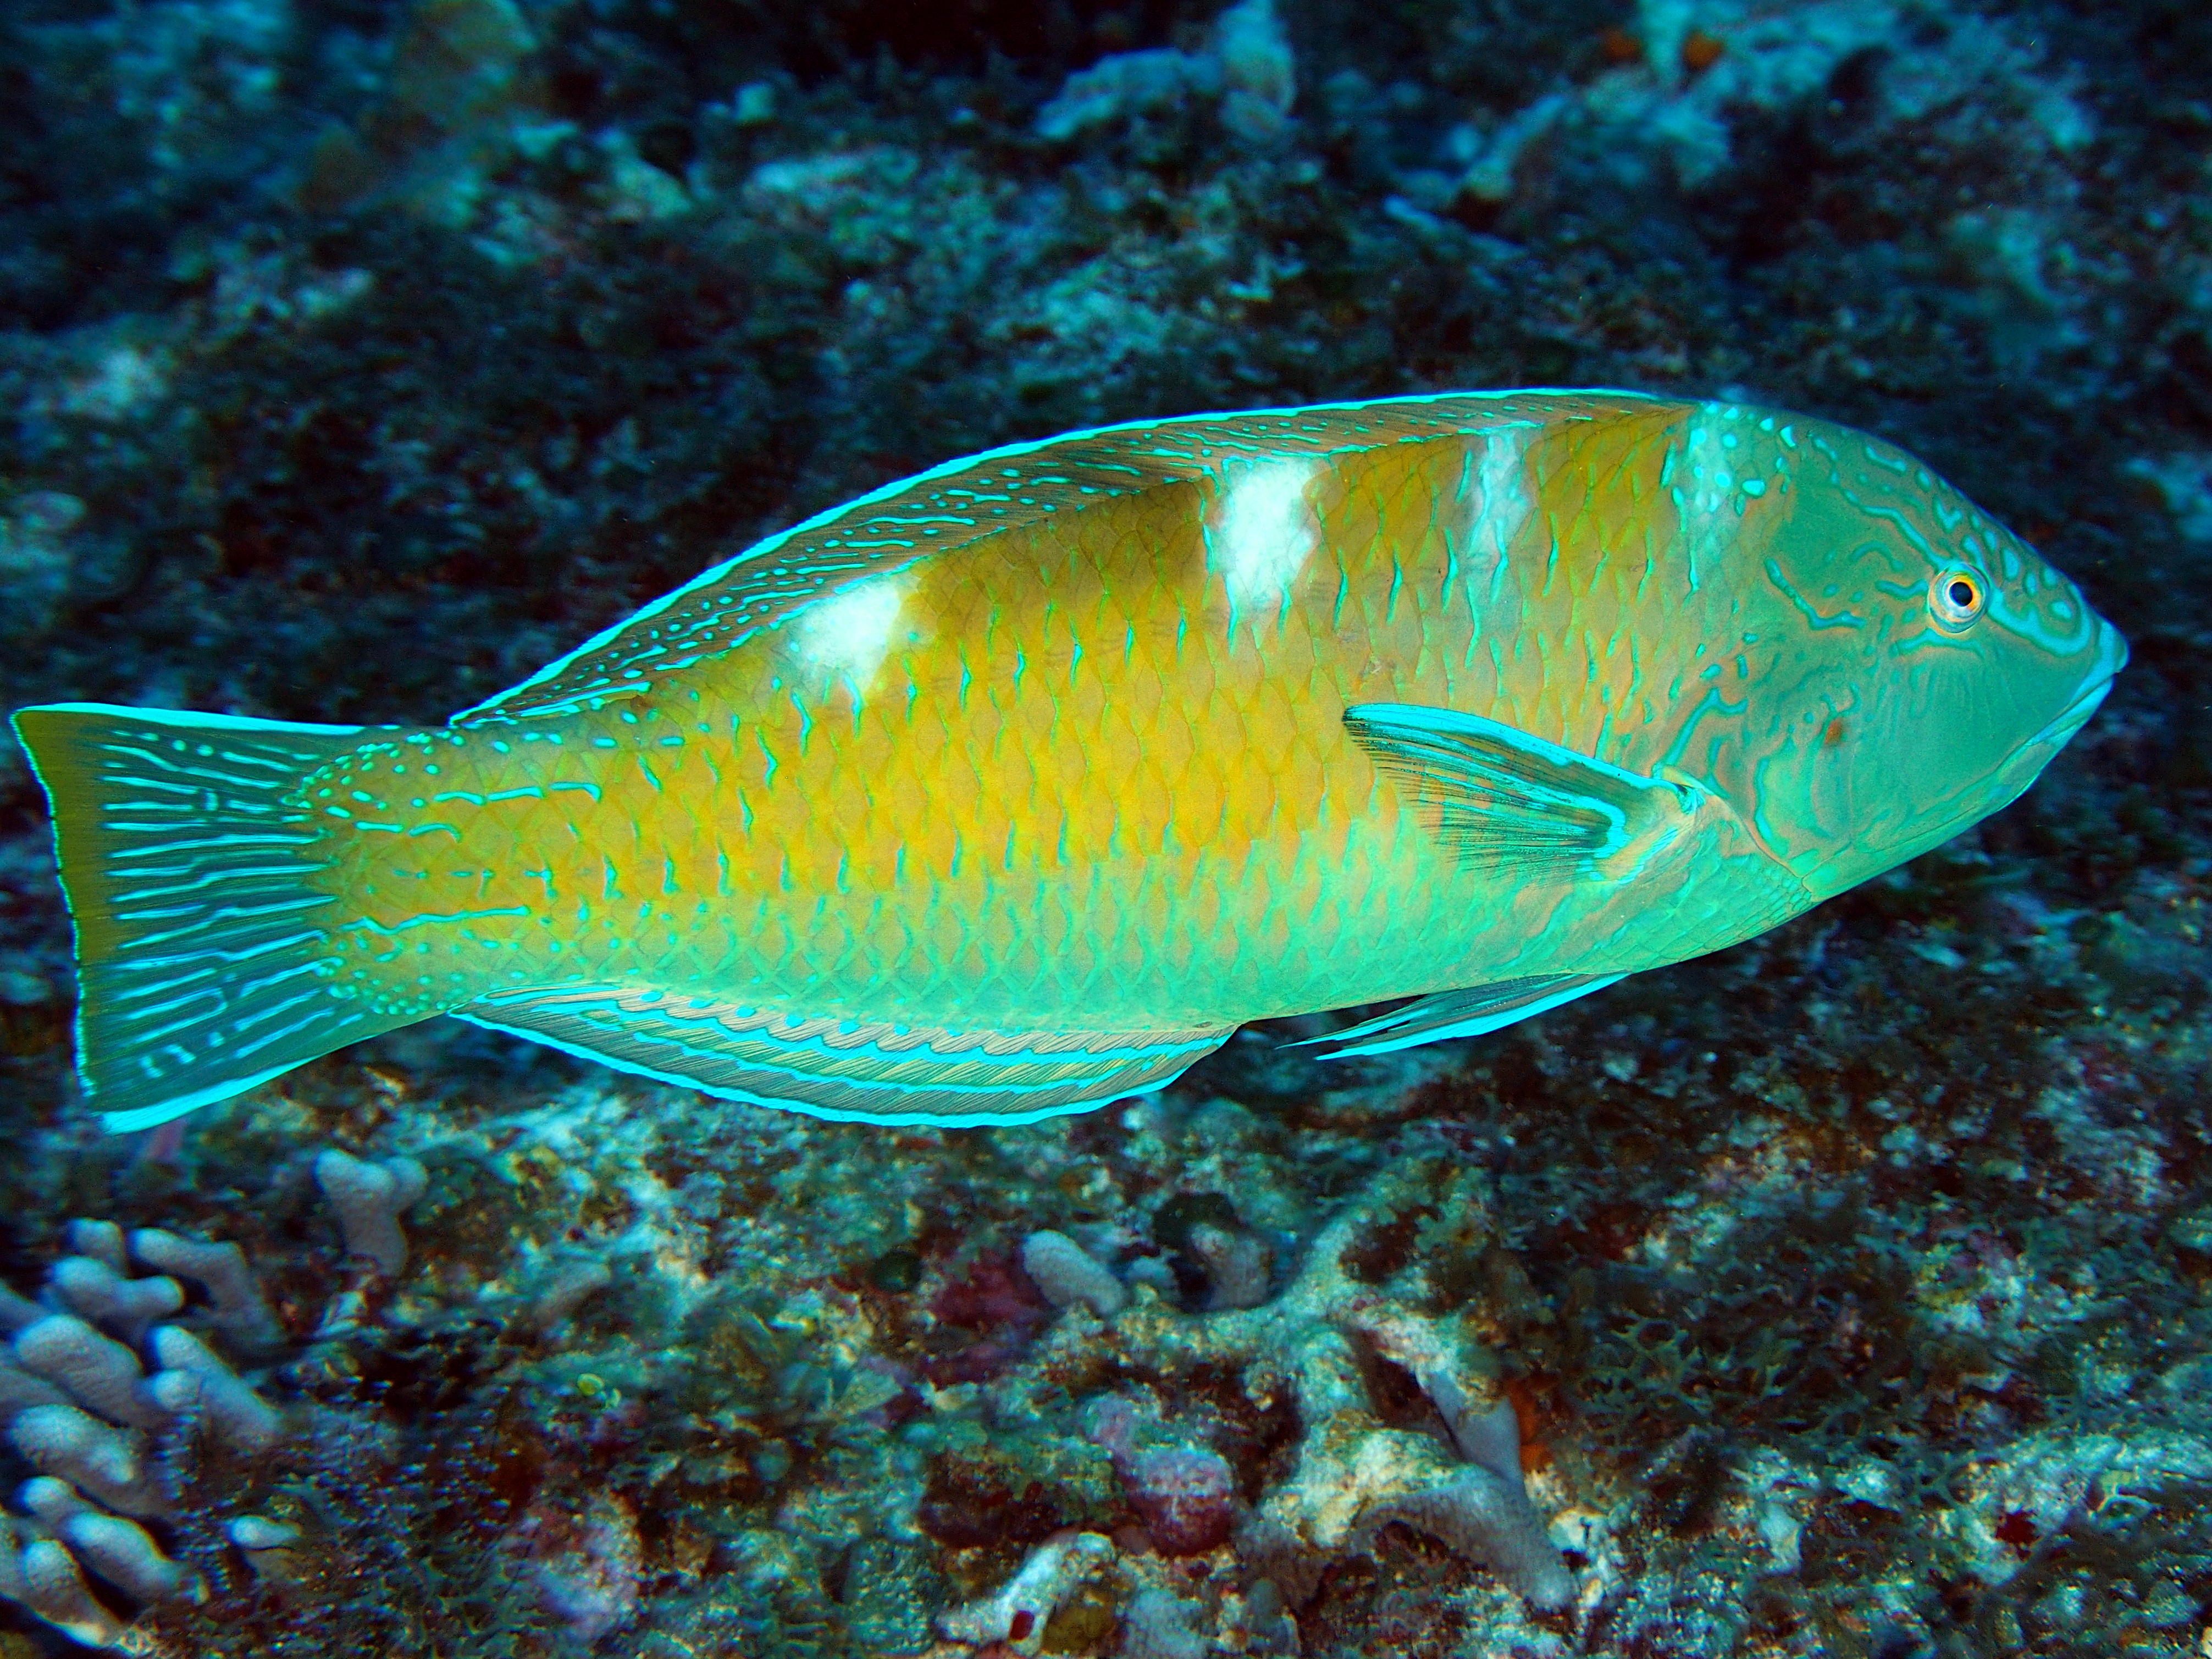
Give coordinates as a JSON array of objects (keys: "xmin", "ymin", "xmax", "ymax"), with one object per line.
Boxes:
[
  {"xmin": 1293, "ymin": 972, "xmax": 1624, "ymax": 1059},
  {"xmin": 1343, "ymin": 701, "xmax": 1697, "ymax": 877}
]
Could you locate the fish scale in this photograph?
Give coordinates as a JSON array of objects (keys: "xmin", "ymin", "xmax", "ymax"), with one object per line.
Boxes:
[{"xmin": 14, "ymin": 390, "xmax": 2125, "ymax": 1131}]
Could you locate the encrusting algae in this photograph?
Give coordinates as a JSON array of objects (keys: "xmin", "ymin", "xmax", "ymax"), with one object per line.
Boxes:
[{"xmin": 12, "ymin": 390, "xmax": 2123, "ymax": 1133}]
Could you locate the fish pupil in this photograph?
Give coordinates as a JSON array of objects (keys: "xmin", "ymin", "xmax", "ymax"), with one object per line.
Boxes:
[{"xmin": 1948, "ymin": 579, "xmax": 1975, "ymax": 607}]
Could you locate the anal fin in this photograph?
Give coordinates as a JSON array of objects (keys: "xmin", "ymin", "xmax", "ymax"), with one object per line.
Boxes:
[
  {"xmin": 1295, "ymin": 973, "xmax": 1624, "ymax": 1059},
  {"xmin": 459, "ymin": 983, "xmax": 1232, "ymax": 1126}
]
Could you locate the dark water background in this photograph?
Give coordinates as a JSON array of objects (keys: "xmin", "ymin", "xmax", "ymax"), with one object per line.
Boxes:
[{"xmin": 2, "ymin": 0, "xmax": 2210, "ymax": 1654}]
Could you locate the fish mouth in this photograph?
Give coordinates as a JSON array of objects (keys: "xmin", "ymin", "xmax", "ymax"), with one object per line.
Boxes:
[
  {"xmin": 2026, "ymin": 674, "xmax": 2114, "ymax": 754},
  {"xmin": 2028, "ymin": 618, "xmax": 2127, "ymax": 752},
  {"xmin": 1995, "ymin": 621, "xmax": 2125, "ymax": 800}
]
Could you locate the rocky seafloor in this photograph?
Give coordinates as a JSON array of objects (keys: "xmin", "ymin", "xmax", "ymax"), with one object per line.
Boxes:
[{"xmin": 3, "ymin": 0, "xmax": 2212, "ymax": 1653}]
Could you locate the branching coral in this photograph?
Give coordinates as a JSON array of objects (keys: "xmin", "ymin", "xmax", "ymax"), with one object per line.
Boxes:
[
  {"xmin": 0, "ymin": 1221, "xmax": 285, "ymax": 1646},
  {"xmin": 314, "ymin": 1148, "xmax": 430, "ymax": 1278},
  {"xmin": 1020, "ymin": 1230, "xmax": 1129, "ymax": 1318},
  {"xmin": 935, "ymin": 1528, "xmax": 1115, "ymax": 1652},
  {"xmin": 993, "ymin": 1150, "xmax": 1577, "ymax": 1616},
  {"xmin": 0, "ymin": 1141, "xmax": 622, "ymax": 1654}
]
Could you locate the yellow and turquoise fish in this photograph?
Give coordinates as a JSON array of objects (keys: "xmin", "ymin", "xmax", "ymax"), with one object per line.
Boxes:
[{"xmin": 13, "ymin": 391, "xmax": 2125, "ymax": 1133}]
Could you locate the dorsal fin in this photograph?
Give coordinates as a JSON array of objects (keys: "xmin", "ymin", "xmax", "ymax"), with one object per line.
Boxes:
[{"xmin": 456, "ymin": 389, "xmax": 1668, "ymax": 724}]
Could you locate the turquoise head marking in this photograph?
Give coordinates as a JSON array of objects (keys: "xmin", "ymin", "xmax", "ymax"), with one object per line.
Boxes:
[{"xmin": 1724, "ymin": 419, "xmax": 2125, "ymax": 902}]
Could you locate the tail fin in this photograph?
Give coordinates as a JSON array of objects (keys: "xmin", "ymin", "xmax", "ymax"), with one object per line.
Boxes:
[{"xmin": 12, "ymin": 703, "xmax": 412, "ymax": 1133}]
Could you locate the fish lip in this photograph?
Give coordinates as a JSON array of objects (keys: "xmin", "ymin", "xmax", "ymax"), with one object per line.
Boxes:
[
  {"xmin": 1981, "ymin": 667, "xmax": 2112, "ymax": 812},
  {"xmin": 2087, "ymin": 616, "xmax": 2126, "ymax": 685},
  {"xmin": 2023, "ymin": 637, "xmax": 2123, "ymax": 755}
]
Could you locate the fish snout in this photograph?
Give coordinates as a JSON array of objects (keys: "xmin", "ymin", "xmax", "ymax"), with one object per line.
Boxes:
[
  {"xmin": 2093, "ymin": 613, "xmax": 2130, "ymax": 683},
  {"xmin": 1993, "ymin": 616, "xmax": 2125, "ymax": 800},
  {"xmin": 2049, "ymin": 614, "xmax": 2127, "ymax": 745}
]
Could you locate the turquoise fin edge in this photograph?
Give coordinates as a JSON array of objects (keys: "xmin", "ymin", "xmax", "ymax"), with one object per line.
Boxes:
[
  {"xmin": 453, "ymin": 1012, "xmax": 1197, "ymax": 1129},
  {"xmin": 1298, "ymin": 973, "xmax": 1628, "ymax": 1060}
]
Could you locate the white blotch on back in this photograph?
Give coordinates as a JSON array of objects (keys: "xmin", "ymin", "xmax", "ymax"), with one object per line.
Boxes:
[
  {"xmin": 1463, "ymin": 426, "xmax": 1535, "ymax": 609},
  {"xmin": 791, "ymin": 569, "xmax": 914, "ymax": 698},
  {"xmin": 1208, "ymin": 456, "xmax": 1322, "ymax": 623},
  {"xmin": 1673, "ymin": 403, "xmax": 1791, "ymax": 593}
]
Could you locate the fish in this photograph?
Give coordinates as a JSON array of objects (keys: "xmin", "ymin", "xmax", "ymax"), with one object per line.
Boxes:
[{"xmin": 12, "ymin": 390, "xmax": 2126, "ymax": 1134}]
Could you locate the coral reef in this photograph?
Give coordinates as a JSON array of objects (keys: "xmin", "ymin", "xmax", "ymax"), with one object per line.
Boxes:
[
  {"xmin": 1036, "ymin": 0, "xmax": 1297, "ymax": 147},
  {"xmin": 3, "ymin": 0, "xmax": 2211, "ymax": 1651}
]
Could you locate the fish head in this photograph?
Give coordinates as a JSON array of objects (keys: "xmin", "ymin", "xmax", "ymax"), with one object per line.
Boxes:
[{"xmin": 1723, "ymin": 413, "xmax": 2126, "ymax": 904}]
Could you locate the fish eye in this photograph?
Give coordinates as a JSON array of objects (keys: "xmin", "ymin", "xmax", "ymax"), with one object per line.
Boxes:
[{"xmin": 1928, "ymin": 567, "xmax": 1985, "ymax": 632}]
